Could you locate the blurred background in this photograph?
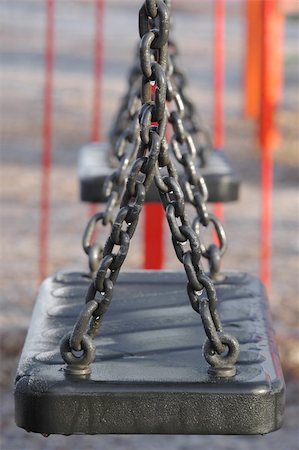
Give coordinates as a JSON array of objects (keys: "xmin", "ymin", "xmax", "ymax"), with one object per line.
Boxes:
[{"xmin": 1, "ymin": 0, "xmax": 298, "ymax": 449}]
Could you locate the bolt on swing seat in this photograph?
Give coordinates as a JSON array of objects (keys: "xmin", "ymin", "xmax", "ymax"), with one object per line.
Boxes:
[
  {"xmin": 15, "ymin": 0, "xmax": 285, "ymax": 437},
  {"xmin": 78, "ymin": 142, "xmax": 240, "ymax": 204},
  {"xmin": 15, "ymin": 270, "xmax": 285, "ymax": 435}
]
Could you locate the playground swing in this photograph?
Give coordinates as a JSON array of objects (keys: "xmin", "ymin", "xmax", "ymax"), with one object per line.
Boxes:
[
  {"xmin": 78, "ymin": 6, "xmax": 239, "ymax": 205},
  {"xmin": 14, "ymin": 0, "xmax": 285, "ymax": 436}
]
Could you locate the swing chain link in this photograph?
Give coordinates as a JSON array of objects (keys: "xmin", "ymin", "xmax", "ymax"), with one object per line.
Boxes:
[
  {"xmin": 161, "ymin": 63, "xmax": 228, "ymax": 277},
  {"xmin": 109, "ymin": 58, "xmax": 142, "ymax": 161},
  {"xmin": 61, "ymin": 0, "xmax": 170, "ymax": 374},
  {"xmin": 60, "ymin": 0, "xmax": 239, "ymax": 377},
  {"xmin": 169, "ymin": 38, "xmax": 213, "ymax": 165},
  {"xmin": 83, "ymin": 66, "xmax": 142, "ymax": 274},
  {"xmin": 107, "ymin": 1, "xmax": 223, "ymax": 276}
]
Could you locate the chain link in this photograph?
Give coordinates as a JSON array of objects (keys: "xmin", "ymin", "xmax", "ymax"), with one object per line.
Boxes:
[
  {"xmin": 60, "ymin": 0, "xmax": 239, "ymax": 377},
  {"xmin": 61, "ymin": 0, "xmax": 170, "ymax": 375}
]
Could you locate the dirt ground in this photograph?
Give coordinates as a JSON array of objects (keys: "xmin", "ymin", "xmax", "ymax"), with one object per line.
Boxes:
[{"xmin": 1, "ymin": 1, "xmax": 298, "ymax": 449}]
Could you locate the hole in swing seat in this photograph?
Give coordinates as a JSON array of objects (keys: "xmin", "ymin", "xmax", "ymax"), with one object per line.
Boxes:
[{"xmin": 14, "ymin": 271, "xmax": 285, "ymax": 436}]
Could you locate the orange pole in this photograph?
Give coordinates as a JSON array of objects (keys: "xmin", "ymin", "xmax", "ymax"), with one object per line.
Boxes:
[
  {"xmin": 259, "ymin": 0, "xmax": 283, "ymax": 289},
  {"xmin": 244, "ymin": 0, "xmax": 283, "ymax": 125},
  {"xmin": 244, "ymin": 0, "xmax": 262, "ymax": 119}
]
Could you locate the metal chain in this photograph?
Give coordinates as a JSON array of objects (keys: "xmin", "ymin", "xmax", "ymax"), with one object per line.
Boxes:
[
  {"xmin": 109, "ymin": 2, "xmax": 212, "ymax": 167},
  {"xmin": 61, "ymin": 0, "xmax": 170, "ymax": 375},
  {"xmin": 109, "ymin": 50, "xmax": 142, "ymax": 164},
  {"xmin": 168, "ymin": 38, "xmax": 213, "ymax": 166},
  {"xmin": 60, "ymin": 0, "xmax": 239, "ymax": 378},
  {"xmin": 83, "ymin": 66, "xmax": 142, "ymax": 275},
  {"xmin": 164, "ymin": 52, "xmax": 228, "ymax": 278},
  {"xmin": 153, "ymin": 71, "xmax": 238, "ymax": 375},
  {"xmin": 107, "ymin": 26, "xmax": 220, "ymax": 276}
]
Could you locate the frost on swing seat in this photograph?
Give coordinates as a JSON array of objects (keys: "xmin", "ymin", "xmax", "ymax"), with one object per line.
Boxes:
[
  {"xmin": 14, "ymin": 270, "xmax": 285, "ymax": 436},
  {"xmin": 78, "ymin": 142, "xmax": 240, "ymax": 204}
]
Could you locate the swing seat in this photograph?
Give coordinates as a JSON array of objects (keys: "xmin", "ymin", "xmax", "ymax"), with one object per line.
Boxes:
[
  {"xmin": 14, "ymin": 271, "xmax": 285, "ymax": 436},
  {"xmin": 78, "ymin": 142, "xmax": 240, "ymax": 203}
]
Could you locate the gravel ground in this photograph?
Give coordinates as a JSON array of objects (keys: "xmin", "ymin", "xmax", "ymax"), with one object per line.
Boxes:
[{"xmin": 1, "ymin": 2, "xmax": 298, "ymax": 449}]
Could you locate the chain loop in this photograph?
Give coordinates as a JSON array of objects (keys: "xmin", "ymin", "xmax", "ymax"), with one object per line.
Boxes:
[
  {"xmin": 82, "ymin": 212, "xmax": 111, "ymax": 275},
  {"xmin": 60, "ymin": 331, "xmax": 96, "ymax": 375},
  {"xmin": 139, "ymin": 0, "xmax": 170, "ymax": 49},
  {"xmin": 203, "ymin": 333, "xmax": 239, "ymax": 377},
  {"xmin": 61, "ymin": 0, "xmax": 239, "ymax": 377}
]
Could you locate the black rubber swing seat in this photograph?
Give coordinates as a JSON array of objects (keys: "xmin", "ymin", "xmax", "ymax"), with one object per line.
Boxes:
[
  {"xmin": 78, "ymin": 142, "xmax": 240, "ymax": 203},
  {"xmin": 14, "ymin": 271, "xmax": 285, "ymax": 435}
]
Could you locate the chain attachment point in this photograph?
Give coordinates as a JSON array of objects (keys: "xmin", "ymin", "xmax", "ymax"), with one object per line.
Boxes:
[
  {"xmin": 60, "ymin": 331, "xmax": 96, "ymax": 376},
  {"xmin": 203, "ymin": 333, "xmax": 240, "ymax": 378},
  {"xmin": 61, "ymin": 0, "xmax": 240, "ymax": 378}
]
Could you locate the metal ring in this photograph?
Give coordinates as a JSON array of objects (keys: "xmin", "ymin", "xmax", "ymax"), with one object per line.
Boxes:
[
  {"xmin": 184, "ymin": 132, "xmax": 197, "ymax": 159},
  {"xmin": 155, "ymin": 165, "xmax": 169, "ymax": 193},
  {"xmin": 70, "ymin": 300, "xmax": 99, "ymax": 351},
  {"xmin": 139, "ymin": 0, "xmax": 170, "ymax": 49},
  {"xmin": 82, "ymin": 212, "xmax": 106, "ymax": 255},
  {"xmin": 145, "ymin": 0, "xmax": 158, "ymax": 18},
  {"xmin": 140, "ymin": 31, "xmax": 155, "ymax": 79},
  {"xmin": 173, "ymin": 91, "xmax": 185, "ymax": 115},
  {"xmin": 103, "ymin": 191, "xmax": 119, "ymax": 226},
  {"xmin": 151, "ymin": 62, "xmax": 167, "ymax": 121},
  {"xmin": 109, "ymin": 231, "xmax": 130, "ymax": 271},
  {"xmin": 203, "ymin": 333, "xmax": 240, "ymax": 373},
  {"xmin": 206, "ymin": 244, "xmax": 221, "ymax": 278},
  {"xmin": 140, "ymin": 103, "xmax": 154, "ymax": 145},
  {"xmin": 180, "ymin": 224, "xmax": 201, "ymax": 266},
  {"xmin": 92, "ymin": 278, "xmax": 114, "ymax": 318},
  {"xmin": 88, "ymin": 242, "xmax": 103, "ymax": 275},
  {"xmin": 60, "ymin": 331, "xmax": 96, "ymax": 368},
  {"xmin": 196, "ymin": 175, "xmax": 209, "ymax": 203},
  {"xmin": 183, "ymin": 252, "xmax": 204, "ymax": 292},
  {"xmin": 143, "ymin": 131, "xmax": 163, "ymax": 191},
  {"xmin": 111, "ymin": 206, "xmax": 130, "ymax": 245},
  {"xmin": 94, "ymin": 254, "xmax": 114, "ymax": 293},
  {"xmin": 200, "ymin": 299, "xmax": 224, "ymax": 354},
  {"xmin": 208, "ymin": 213, "xmax": 227, "ymax": 256},
  {"xmin": 166, "ymin": 204, "xmax": 186, "ymax": 242},
  {"xmin": 197, "ymin": 273, "xmax": 222, "ymax": 331},
  {"xmin": 163, "ymin": 176, "xmax": 185, "ymax": 217},
  {"xmin": 193, "ymin": 195, "xmax": 209, "ymax": 228},
  {"xmin": 200, "ymin": 213, "xmax": 227, "ymax": 257}
]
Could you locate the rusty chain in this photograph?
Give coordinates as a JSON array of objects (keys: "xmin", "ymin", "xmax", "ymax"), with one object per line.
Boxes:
[{"xmin": 60, "ymin": 0, "xmax": 239, "ymax": 378}]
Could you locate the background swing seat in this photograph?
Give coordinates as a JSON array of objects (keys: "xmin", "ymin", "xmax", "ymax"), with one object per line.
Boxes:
[
  {"xmin": 78, "ymin": 142, "xmax": 240, "ymax": 203},
  {"xmin": 14, "ymin": 270, "xmax": 285, "ymax": 436}
]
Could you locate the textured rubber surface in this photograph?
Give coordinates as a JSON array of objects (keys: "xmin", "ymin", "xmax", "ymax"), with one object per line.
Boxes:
[
  {"xmin": 78, "ymin": 143, "xmax": 240, "ymax": 203},
  {"xmin": 15, "ymin": 271, "xmax": 285, "ymax": 435}
]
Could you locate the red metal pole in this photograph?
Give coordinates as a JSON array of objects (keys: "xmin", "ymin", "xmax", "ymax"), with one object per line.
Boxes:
[
  {"xmin": 259, "ymin": 0, "xmax": 278, "ymax": 290},
  {"xmin": 90, "ymin": 0, "xmax": 105, "ymax": 218},
  {"xmin": 213, "ymin": 0, "xmax": 225, "ymax": 225},
  {"xmin": 38, "ymin": 0, "xmax": 55, "ymax": 281},
  {"xmin": 143, "ymin": 83, "xmax": 164, "ymax": 269},
  {"xmin": 143, "ymin": 203, "xmax": 164, "ymax": 269}
]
